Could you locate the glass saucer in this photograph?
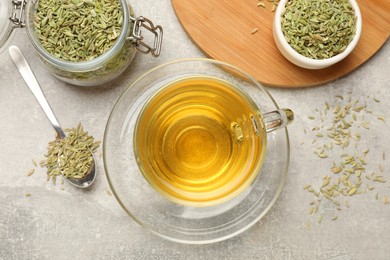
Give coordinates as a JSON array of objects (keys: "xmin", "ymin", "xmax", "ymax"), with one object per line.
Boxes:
[{"xmin": 103, "ymin": 59, "xmax": 290, "ymax": 244}]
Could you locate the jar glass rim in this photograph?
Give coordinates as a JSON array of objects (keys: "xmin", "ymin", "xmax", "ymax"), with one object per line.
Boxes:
[{"xmin": 25, "ymin": 0, "xmax": 132, "ymax": 71}]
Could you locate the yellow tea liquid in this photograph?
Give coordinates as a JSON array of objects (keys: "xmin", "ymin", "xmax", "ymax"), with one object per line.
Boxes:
[{"xmin": 134, "ymin": 76, "xmax": 266, "ymax": 206}]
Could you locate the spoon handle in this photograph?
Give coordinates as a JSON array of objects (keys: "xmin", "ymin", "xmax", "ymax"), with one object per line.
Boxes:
[{"xmin": 9, "ymin": 45, "xmax": 66, "ymax": 139}]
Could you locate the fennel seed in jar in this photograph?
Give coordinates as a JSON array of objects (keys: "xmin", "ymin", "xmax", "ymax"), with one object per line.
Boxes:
[{"xmin": 34, "ymin": 0, "xmax": 123, "ymax": 62}]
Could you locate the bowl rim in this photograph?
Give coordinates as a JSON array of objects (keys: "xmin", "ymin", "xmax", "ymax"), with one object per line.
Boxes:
[
  {"xmin": 103, "ymin": 58, "xmax": 291, "ymax": 244},
  {"xmin": 274, "ymin": 0, "xmax": 363, "ymax": 68}
]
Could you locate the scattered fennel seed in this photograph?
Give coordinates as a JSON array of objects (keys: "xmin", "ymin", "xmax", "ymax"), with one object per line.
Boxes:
[
  {"xmin": 331, "ymin": 167, "xmax": 342, "ymax": 174},
  {"xmin": 303, "ymin": 94, "xmax": 388, "ymax": 223},
  {"xmin": 332, "ymin": 216, "xmax": 338, "ymax": 221},
  {"xmin": 313, "ymin": 204, "xmax": 319, "ymax": 213},
  {"xmin": 348, "ymin": 187, "xmax": 358, "ymax": 196},
  {"xmin": 251, "ymin": 28, "xmax": 259, "ymax": 34},
  {"xmin": 318, "ymin": 153, "xmax": 328, "ymax": 158},
  {"xmin": 106, "ymin": 188, "xmax": 113, "ymax": 196},
  {"xmin": 377, "ymin": 116, "xmax": 385, "ymax": 122},
  {"xmin": 27, "ymin": 169, "xmax": 35, "ymax": 176},
  {"xmin": 333, "ymin": 105, "xmax": 341, "ymax": 114},
  {"xmin": 306, "ymin": 221, "xmax": 311, "ymax": 230},
  {"xmin": 321, "ymin": 177, "xmax": 330, "ymax": 187},
  {"xmin": 32, "ymin": 159, "xmax": 38, "ymax": 167},
  {"xmin": 257, "ymin": 2, "xmax": 266, "ymax": 7},
  {"xmin": 39, "ymin": 160, "xmax": 45, "ymax": 168},
  {"xmin": 384, "ymin": 196, "xmax": 389, "ymax": 204},
  {"xmin": 25, "ymin": 193, "xmax": 32, "ymax": 197},
  {"xmin": 373, "ymin": 177, "xmax": 386, "ymax": 183},
  {"xmin": 361, "ymin": 122, "xmax": 370, "ymax": 129}
]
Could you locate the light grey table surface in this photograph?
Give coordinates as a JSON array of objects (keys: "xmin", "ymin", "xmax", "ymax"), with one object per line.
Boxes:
[{"xmin": 1, "ymin": 1, "xmax": 389, "ymax": 259}]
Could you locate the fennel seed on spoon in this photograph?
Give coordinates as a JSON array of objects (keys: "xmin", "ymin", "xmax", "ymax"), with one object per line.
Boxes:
[{"xmin": 40, "ymin": 123, "xmax": 100, "ymax": 183}]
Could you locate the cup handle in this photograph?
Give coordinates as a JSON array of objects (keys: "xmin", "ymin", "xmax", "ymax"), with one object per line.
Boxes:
[{"xmin": 263, "ymin": 108, "xmax": 294, "ymax": 133}]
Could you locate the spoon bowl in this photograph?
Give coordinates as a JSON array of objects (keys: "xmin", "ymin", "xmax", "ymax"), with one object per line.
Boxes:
[
  {"xmin": 65, "ymin": 156, "xmax": 97, "ymax": 188},
  {"xmin": 9, "ymin": 45, "xmax": 97, "ymax": 189}
]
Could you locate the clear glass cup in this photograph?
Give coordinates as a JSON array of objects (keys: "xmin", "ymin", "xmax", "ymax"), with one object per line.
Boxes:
[{"xmin": 104, "ymin": 59, "xmax": 293, "ymax": 244}]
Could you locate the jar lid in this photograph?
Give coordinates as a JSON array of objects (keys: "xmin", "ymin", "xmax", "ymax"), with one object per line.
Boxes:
[
  {"xmin": 0, "ymin": 0, "xmax": 27, "ymax": 52},
  {"xmin": 0, "ymin": 0, "xmax": 14, "ymax": 52}
]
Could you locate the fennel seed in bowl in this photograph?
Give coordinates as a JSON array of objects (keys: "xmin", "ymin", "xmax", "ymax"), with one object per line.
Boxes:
[{"xmin": 281, "ymin": 0, "xmax": 357, "ymax": 59}]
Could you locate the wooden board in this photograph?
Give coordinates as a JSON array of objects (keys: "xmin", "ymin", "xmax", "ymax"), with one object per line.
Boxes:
[{"xmin": 172, "ymin": 0, "xmax": 390, "ymax": 88}]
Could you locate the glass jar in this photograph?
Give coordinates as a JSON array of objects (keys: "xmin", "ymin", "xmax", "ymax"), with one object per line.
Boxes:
[{"xmin": 1, "ymin": 0, "xmax": 163, "ymax": 86}]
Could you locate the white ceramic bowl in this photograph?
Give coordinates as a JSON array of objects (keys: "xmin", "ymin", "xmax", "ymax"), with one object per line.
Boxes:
[{"xmin": 273, "ymin": 0, "xmax": 362, "ymax": 69}]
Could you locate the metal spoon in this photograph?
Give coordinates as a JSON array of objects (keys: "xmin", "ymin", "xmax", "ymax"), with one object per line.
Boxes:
[{"xmin": 9, "ymin": 45, "xmax": 96, "ymax": 189}]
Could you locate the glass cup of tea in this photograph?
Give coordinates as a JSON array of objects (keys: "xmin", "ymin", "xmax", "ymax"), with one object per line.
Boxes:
[{"xmin": 104, "ymin": 58, "xmax": 293, "ymax": 243}]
